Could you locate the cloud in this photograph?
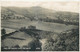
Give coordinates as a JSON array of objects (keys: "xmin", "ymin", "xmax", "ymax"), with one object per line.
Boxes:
[
  {"xmin": 40, "ymin": 2, "xmax": 79, "ymax": 13},
  {"xmin": 1, "ymin": 1, "xmax": 79, "ymax": 13}
]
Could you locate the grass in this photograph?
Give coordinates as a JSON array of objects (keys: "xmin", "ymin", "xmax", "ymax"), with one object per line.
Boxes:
[{"xmin": 1, "ymin": 19, "xmax": 78, "ymax": 33}]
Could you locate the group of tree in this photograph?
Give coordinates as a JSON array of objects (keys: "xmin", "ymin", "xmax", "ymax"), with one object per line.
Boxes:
[{"xmin": 43, "ymin": 27, "xmax": 79, "ymax": 51}]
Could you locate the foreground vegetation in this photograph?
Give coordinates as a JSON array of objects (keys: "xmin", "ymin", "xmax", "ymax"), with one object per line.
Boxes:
[
  {"xmin": 1, "ymin": 26, "xmax": 79, "ymax": 51},
  {"xmin": 43, "ymin": 27, "xmax": 79, "ymax": 51}
]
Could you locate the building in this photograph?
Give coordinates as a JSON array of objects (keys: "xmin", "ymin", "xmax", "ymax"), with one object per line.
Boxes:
[{"xmin": 27, "ymin": 25, "xmax": 36, "ymax": 29}]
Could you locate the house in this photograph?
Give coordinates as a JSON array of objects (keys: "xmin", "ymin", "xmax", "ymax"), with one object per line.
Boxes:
[{"xmin": 27, "ymin": 25, "xmax": 36, "ymax": 29}]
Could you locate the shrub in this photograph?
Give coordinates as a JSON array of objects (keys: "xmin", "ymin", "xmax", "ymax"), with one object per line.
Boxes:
[{"xmin": 1, "ymin": 29, "xmax": 6, "ymax": 36}]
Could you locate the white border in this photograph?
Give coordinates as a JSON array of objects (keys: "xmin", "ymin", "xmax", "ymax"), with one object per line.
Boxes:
[
  {"xmin": 0, "ymin": 0, "xmax": 80, "ymax": 52},
  {"xmin": 1, "ymin": 0, "xmax": 78, "ymax": 1}
]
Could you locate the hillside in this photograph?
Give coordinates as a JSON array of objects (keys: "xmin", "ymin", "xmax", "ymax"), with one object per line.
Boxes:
[
  {"xmin": 1, "ymin": 6, "xmax": 79, "ymax": 25},
  {"xmin": 1, "ymin": 28, "xmax": 55, "ymax": 51},
  {"xmin": 1, "ymin": 27, "xmax": 79, "ymax": 51},
  {"xmin": 2, "ymin": 29, "xmax": 55, "ymax": 40},
  {"xmin": 2, "ymin": 19, "xmax": 78, "ymax": 33},
  {"xmin": 43, "ymin": 27, "xmax": 79, "ymax": 51}
]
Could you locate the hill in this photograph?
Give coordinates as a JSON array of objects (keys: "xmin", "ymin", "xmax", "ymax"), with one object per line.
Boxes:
[
  {"xmin": 1, "ymin": 27, "xmax": 79, "ymax": 51},
  {"xmin": 1, "ymin": 29, "xmax": 55, "ymax": 49},
  {"xmin": 43, "ymin": 27, "xmax": 79, "ymax": 51},
  {"xmin": 1, "ymin": 6, "xmax": 79, "ymax": 25}
]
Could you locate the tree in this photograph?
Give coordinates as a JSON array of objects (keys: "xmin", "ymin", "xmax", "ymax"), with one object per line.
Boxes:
[
  {"xmin": 19, "ymin": 27, "xmax": 26, "ymax": 31},
  {"xmin": 43, "ymin": 37, "xmax": 55, "ymax": 51},
  {"xmin": 28, "ymin": 38, "xmax": 42, "ymax": 51},
  {"xmin": 14, "ymin": 45, "xmax": 20, "ymax": 48},
  {"xmin": 28, "ymin": 25, "xmax": 36, "ymax": 29},
  {"xmin": 1, "ymin": 29, "xmax": 6, "ymax": 36}
]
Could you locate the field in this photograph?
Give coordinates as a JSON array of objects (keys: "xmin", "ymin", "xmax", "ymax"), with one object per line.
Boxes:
[
  {"xmin": 1, "ymin": 19, "xmax": 79, "ymax": 51},
  {"xmin": 1, "ymin": 19, "xmax": 78, "ymax": 33}
]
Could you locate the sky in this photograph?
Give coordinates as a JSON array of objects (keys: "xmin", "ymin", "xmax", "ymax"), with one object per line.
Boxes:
[{"xmin": 1, "ymin": 1, "xmax": 79, "ymax": 13}]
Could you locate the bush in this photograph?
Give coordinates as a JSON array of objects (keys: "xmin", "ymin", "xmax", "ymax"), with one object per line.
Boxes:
[
  {"xmin": 43, "ymin": 27, "xmax": 79, "ymax": 51},
  {"xmin": 19, "ymin": 27, "xmax": 26, "ymax": 31},
  {"xmin": 1, "ymin": 29, "xmax": 6, "ymax": 36},
  {"xmin": 28, "ymin": 38, "xmax": 42, "ymax": 51}
]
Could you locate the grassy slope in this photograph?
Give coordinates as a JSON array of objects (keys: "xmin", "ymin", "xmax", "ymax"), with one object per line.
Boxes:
[
  {"xmin": 1, "ymin": 28, "xmax": 55, "ymax": 48},
  {"xmin": 2, "ymin": 31, "xmax": 34, "ymax": 47},
  {"xmin": 1, "ymin": 7, "xmax": 79, "ymax": 25},
  {"xmin": 1, "ymin": 19, "xmax": 78, "ymax": 33}
]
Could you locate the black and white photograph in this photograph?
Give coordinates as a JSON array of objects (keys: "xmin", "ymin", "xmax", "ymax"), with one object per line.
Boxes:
[{"xmin": 1, "ymin": 1, "xmax": 79, "ymax": 51}]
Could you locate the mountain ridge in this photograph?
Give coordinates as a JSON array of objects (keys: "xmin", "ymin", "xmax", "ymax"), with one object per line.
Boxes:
[{"xmin": 1, "ymin": 6, "xmax": 79, "ymax": 25}]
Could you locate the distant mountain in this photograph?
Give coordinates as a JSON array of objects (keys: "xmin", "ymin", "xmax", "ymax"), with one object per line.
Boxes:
[
  {"xmin": 1, "ymin": 6, "xmax": 56, "ymax": 19},
  {"xmin": 1, "ymin": 6, "xmax": 79, "ymax": 25}
]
